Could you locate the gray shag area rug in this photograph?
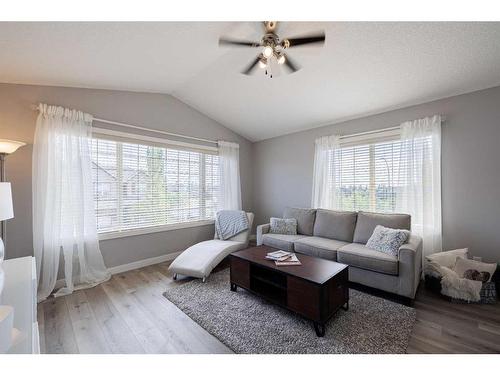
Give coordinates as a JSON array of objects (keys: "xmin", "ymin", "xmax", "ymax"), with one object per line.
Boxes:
[{"xmin": 163, "ymin": 269, "xmax": 416, "ymax": 354}]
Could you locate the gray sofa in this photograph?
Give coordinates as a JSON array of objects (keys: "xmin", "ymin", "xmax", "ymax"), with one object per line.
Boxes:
[{"xmin": 256, "ymin": 207, "xmax": 422, "ymax": 300}]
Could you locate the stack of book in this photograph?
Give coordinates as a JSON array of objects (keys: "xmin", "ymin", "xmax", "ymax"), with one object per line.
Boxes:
[{"xmin": 265, "ymin": 250, "xmax": 302, "ymax": 266}]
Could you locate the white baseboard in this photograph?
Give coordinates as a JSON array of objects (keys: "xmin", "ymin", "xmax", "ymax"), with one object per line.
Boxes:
[
  {"xmin": 54, "ymin": 251, "xmax": 182, "ymax": 289},
  {"xmin": 107, "ymin": 251, "xmax": 182, "ymax": 275}
]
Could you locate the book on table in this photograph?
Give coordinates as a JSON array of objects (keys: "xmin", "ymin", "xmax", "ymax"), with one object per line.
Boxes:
[
  {"xmin": 265, "ymin": 250, "xmax": 292, "ymax": 261},
  {"xmin": 265, "ymin": 250, "xmax": 302, "ymax": 266},
  {"xmin": 274, "ymin": 253, "xmax": 302, "ymax": 266}
]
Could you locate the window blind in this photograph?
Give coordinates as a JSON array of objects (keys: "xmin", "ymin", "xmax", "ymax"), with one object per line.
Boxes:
[
  {"xmin": 331, "ymin": 134, "xmax": 432, "ymax": 213},
  {"xmin": 91, "ymin": 135, "xmax": 219, "ymax": 234}
]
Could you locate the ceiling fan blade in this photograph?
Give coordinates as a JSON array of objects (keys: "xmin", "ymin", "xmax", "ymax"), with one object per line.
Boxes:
[
  {"xmin": 242, "ymin": 56, "xmax": 261, "ymax": 75},
  {"xmin": 219, "ymin": 38, "xmax": 261, "ymax": 47},
  {"xmin": 283, "ymin": 53, "xmax": 300, "ymax": 73},
  {"xmin": 282, "ymin": 33, "xmax": 325, "ymax": 48}
]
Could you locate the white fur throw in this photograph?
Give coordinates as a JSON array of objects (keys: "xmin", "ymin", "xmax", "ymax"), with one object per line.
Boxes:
[
  {"xmin": 424, "ymin": 248, "xmax": 483, "ymax": 302},
  {"xmin": 440, "ymin": 266, "xmax": 482, "ymax": 302}
]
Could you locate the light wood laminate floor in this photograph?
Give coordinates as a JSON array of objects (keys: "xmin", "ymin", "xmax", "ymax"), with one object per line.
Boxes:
[{"xmin": 38, "ymin": 261, "xmax": 500, "ymax": 354}]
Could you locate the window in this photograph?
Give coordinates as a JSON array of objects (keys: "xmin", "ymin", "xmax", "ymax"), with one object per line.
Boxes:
[
  {"xmin": 331, "ymin": 132, "xmax": 431, "ymax": 213},
  {"xmin": 91, "ymin": 133, "xmax": 219, "ymax": 234}
]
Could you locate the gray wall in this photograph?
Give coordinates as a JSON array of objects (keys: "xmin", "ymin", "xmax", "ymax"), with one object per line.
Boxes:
[
  {"xmin": 3, "ymin": 82, "xmax": 500, "ymax": 266},
  {"xmin": 253, "ymin": 86, "xmax": 500, "ymax": 263},
  {"xmin": 0, "ymin": 83, "xmax": 253, "ymax": 267}
]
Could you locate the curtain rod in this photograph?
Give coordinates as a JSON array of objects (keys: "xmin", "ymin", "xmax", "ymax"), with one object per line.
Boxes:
[
  {"xmin": 339, "ymin": 115, "xmax": 446, "ymax": 140},
  {"xmin": 339, "ymin": 126, "xmax": 400, "ymax": 140},
  {"xmin": 31, "ymin": 104, "xmax": 219, "ymax": 145}
]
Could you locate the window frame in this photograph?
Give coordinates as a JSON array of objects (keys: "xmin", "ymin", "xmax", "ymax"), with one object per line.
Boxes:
[{"xmin": 91, "ymin": 127, "xmax": 219, "ymax": 240}]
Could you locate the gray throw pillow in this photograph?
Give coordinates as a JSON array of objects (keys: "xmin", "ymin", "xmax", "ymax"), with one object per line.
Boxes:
[
  {"xmin": 366, "ymin": 225, "xmax": 410, "ymax": 257},
  {"xmin": 270, "ymin": 217, "xmax": 297, "ymax": 235},
  {"xmin": 283, "ymin": 207, "xmax": 316, "ymax": 235}
]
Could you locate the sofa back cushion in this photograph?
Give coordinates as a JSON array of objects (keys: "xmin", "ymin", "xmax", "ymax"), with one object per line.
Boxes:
[
  {"xmin": 313, "ymin": 209, "xmax": 357, "ymax": 242},
  {"xmin": 283, "ymin": 207, "xmax": 316, "ymax": 236},
  {"xmin": 353, "ymin": 211, "xmax": 411, "ymax": 244}
]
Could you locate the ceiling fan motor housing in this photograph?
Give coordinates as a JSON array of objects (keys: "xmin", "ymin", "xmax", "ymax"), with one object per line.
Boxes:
[{"xmin": 264, "ymin": 21, "xmax": 277, "ymax": 33}]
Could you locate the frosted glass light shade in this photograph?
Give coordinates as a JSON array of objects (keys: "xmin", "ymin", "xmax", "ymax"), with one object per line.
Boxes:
[
  {"xmin": 0, "ymin": 139, "xmax": 26, "ymax": 154},
  {"xmin": 0, "ymin": 183, "xmax": 13, "ymax": 222}
]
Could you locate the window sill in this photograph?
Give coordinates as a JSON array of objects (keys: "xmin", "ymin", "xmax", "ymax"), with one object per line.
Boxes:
[{"xmin": 98, "ymin": 220, "xmax": 215, "ymax": 241}]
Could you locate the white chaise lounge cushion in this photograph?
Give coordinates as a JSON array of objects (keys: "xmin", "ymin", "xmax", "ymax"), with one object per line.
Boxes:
[
  {"xmin": 169, "ymin": 240, "xmax": 247, "ymax": 278},
  {"xmin": 169, "ymin": 212, "xmax": 254, "ymax": 280}
]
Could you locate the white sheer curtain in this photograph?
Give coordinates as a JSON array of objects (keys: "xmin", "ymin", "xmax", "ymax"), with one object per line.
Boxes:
[
  {"xmin": 33, "ymin": 103, "xmax": 110, "ymax": 302},
  {"xmin": 311, "ymin": 135, "xmax": 340, "ymax": 209},
  {"xmin": 396, "ymin": 115, "xmax": 442, "ymax": 267},
  {"xmin": 217, "ymin": 141, "xmax": 242, "ymax": 211}
]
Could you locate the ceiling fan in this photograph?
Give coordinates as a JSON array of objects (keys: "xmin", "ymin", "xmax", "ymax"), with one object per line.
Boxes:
[{"xmin": 219, "ymin": 21, "xmax": 325, "ymax": 77}]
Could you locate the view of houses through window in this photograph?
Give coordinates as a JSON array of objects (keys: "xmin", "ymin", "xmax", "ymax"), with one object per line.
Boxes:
[
  {"xmin": 91, "ymin": 136, "xmax": 219, "ymax": 234},
  {"xmin": 330, "ymin": 136, "xmax": 430, "ymax": 213}
]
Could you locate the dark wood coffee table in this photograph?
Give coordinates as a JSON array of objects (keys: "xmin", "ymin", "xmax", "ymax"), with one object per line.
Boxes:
[{"xmin": 229, "ymin": 245, "xmax": 349, "ymax": 337}]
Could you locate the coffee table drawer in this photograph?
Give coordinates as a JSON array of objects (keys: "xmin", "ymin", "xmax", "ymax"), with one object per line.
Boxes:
[
  {"xmin": 326, "ymin": 268, "xmax": 349, "ymax": 316},
  {"xmin": 230, "ymin": 256, "xmax": 250, "ymax": 289},
  {"xmin": 287, "ymin": 276, "xmax": 321, "ymax": 321}
]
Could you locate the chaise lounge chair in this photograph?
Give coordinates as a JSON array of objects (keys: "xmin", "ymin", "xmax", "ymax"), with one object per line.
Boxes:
[{"xmin": 169, "ymin": 212, "xmax": 254, "ymax": 282}]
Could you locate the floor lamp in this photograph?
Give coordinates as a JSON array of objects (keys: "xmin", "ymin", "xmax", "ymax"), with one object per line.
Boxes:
[
  {"xmin": 0, "ymin": 139, "xmax": 25, "ymax": 353},
  {"xmin": 0, "ymin": 182, "xmax": 14, "ymax": 353}
]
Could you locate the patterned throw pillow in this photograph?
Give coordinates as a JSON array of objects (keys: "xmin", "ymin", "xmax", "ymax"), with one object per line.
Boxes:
[
  {"xmin": 454, "ymin": 257, "xmax": 497, "ymax": 283},
  {"xmin": 366, "ymin": 225, "xmax": 410, "ymax": 257},
  {"xmin": 270, "ymin": 217, "xmax": 297, "ymax": 235}
]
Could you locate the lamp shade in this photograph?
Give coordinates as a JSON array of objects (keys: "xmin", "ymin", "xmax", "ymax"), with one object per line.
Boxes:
[
  {"xmin": 0, "ymin": 139, "xmax": 26, "ymax": 154},
  {"xmin": 0, "ymin": 183, "xmax": 13, "ymax": 221}
]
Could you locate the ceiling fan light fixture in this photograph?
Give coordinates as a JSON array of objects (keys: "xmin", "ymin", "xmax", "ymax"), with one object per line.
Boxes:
[
  {"xmin": 262, "ymin": 45, "xmax": 273, "ymax": 58},
  {"xmin": 219, "ymin": 21, "xmax": 325, "ymax": 76}
]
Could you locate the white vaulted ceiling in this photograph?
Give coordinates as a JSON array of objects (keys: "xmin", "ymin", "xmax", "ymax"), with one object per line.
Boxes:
[{"xmin": 2, "ymin": 22, "xmax": 500, "ymax": 141}]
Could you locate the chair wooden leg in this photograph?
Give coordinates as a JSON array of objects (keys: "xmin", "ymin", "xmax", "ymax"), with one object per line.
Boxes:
[{"xmin": 202, "ymin": 277, "xmax": 206, "ymax": 283}]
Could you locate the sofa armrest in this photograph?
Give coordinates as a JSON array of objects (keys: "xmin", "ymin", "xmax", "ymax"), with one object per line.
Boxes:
[
  {"xmin": 397, "ymin": 234, "xmax": 423, "ymax": 299},
  {"xmin": 398, "ymin": 234, "xmax": 422, "ymax": 257},
  {"xmin": 256, "ymin": 223, "xmax": 270, "ymax": 246}
]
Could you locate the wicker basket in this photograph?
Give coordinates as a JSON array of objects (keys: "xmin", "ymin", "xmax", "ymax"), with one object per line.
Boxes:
[
  {"xmin": 425, "ymin": 274, "xmax": 497, "ymax": 304},
  {"xmin": 480, "ymin": 282, "xmax": 497, "ymax": 304}
]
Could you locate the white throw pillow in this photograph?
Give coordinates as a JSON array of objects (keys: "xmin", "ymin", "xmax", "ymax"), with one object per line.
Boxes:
[
  {"xmin": 425, "ymin": 248, "xmax": 468, "ymax": 269},
  {"xmin": 269, "ymin": 217, "xmax": 297, "ymax": 235},
  {"xmin": 453, "ymin": 257, "xmax": 497, "ymax": 283},
  {"xmin": 365, "ymin": 225, "xmax": 410, "ymax": 257}
]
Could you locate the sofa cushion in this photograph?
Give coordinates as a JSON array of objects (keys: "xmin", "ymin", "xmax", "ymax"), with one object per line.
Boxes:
[
  {"xmin": 353, "ymin": 211, "xmax": 411, "ymax": 244},
  {"xmin": 294, "ymin": 237, "xmax": 350, "ymax": 261},
  {"xmin": 283, "ymin": 207, "xmax": 316, "ymax": 236},
  {"xmin": 262, "ymin": 233, "xmax": 308, "ymax": 252},
  {"xmin": 337, "ymin": 243, "xmax": 399, "ymax": 275},
  {"xmin": 313, "ymin": 209, "xmax": 357, "ymax": 242}
]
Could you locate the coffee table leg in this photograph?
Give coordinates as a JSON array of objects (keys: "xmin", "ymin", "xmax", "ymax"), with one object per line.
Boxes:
[
  {"xmin": 230, "ymin": 283, "xmax": 237, "ymax": 292},
  {"xmin": 314, "ymin": 322, "xmax": 325, "ymax": 337}
]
